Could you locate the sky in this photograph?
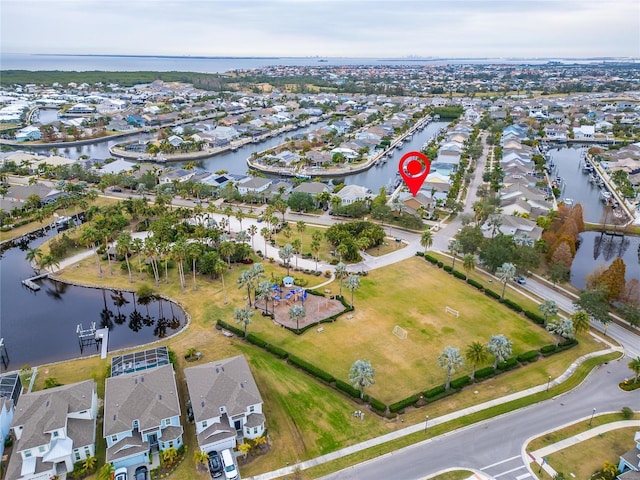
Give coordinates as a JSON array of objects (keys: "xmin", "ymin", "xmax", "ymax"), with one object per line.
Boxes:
[{"xmin": 1, "ymin": 0, "xmax": 639, "ymax": 58}]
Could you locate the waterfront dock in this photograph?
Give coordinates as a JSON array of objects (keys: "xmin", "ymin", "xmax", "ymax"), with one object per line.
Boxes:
[
  {"xmin": 21, "ymin": 272, "xmax": 49, "ymax": 291},
  {"xmin": 95, "ymin": 328, "xmax": 109, "ymax": 359}
]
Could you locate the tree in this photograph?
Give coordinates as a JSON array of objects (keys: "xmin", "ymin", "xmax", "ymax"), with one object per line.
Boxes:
[
  {"xmin": 194, "ymin": 450, "xmax": 209, "ymax": 472},
  {"xmin": 438, "ymin": 346, "xmax": 464, "ymax": 390},
  {"xmin": 98, "ymin": 464, "xmax": 114, "ymax": 480},
  {"xmin": 219, "ymin": 240, "xmax": 235, "ymax": 268},
  {"xmin": 25, "ymin": 247, "xmax": 43, "ymax": 268},
  {"xmin": 278, "ymin": 243, "xmax": 294, "ymax": 276},
  {"xmin": 334, "ymin": 262, "xmax": 347, "ymax": 297},
  {"xmin": 496, "ymin": 262, "xmax": 516, "ymax": 300},
  {"xmin": 291, "ymin": 238, "xmax": 302, "ymax": 270},
  {"xmin": 546, "ymin": 318, "xmax": 575, "ymax": 342},
  {"xmin": 255, "ymin": 280, "xmax": 273, "ymax": 315},
  {"xmin": 40, "ymin": 253, "xmax": 60, "ymax": 274},
  {"xmin": 289, "ymin": 304, "xmax": 306, "ymax": 332},
  {"xmin": 486, "ymin": 334, "xmax": 512, "ymax": 369},
  {"xmin": 548, "ymin": 262, "xmax": 570, "ymax": 287},
  {"xmin": 420, "ymin": 230, "xmax": 433, "ymax": 255},
  {"xmin": 310, "ymin": 239, "xmax": 320, "ymax": 271},
  {"xmin": 598, "ymin": 258, "xmax": 626, "ymax": 302},
  {"xmin": 538, "ymin": 300, "xmax": 558, "ymax": 326},
  {"xmin": 628, "ymin": 356, "xmax": 640, "ymax": 383},
  {"xmin": 233, "ymin": 306, "xmax": 254, "ymax": 338},
  {"xmin": 287, "ymin": 191, "xmax": 315, "ymax": 212},
  {"xmin": 571, "ymin": 310, "xmax": 591, "ymax": 335},
  {"xmin": 465, "ymin": 341, "xmax": 488, "ymax": 380},
  {"xmin": 479, "ymin": 234, "xmax": 514, "ymax": 272},
  {"xmin": 82, "ymin": 456, "xmax": 97, "ymax": 473},
  {"xmin": 348, "ymin": 359, "xmax": 375, "ymax": 399},
  {"xmin": 187, "ymin": 242, "xmax": 202, "ymax": 290},
  {"xmin": 116, "ymin": 231, "xmax": 133, "ymax": 283},
  {"xmin": 247, "ymin": 224, "xmax": 258, "ymax": 251},
  {"xmin": 345, "ymin": 274, "xmax": 361, "ymax": 308},
  {"xmin": 162, "ymin": 447, "xmax": 179, "ymax": 468},
  {"xmin": 462, "ymin": 254, "xmax": 476, "ymax": 277},
  {"xmin": 574, "ymin": 289, "xmax": 610, "ymax": 325},
  {"xmin": 448, "ymin": 239, "xmax": 461, "ymax": 270}
]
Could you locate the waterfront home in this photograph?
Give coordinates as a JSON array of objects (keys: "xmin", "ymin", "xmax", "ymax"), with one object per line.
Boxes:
[
  {"xmin": 291, "ymin": 182, "xmax": 330, "ymax": 198},
  {"xmin": 617, "ymin": 431, "xmax": 640, "ymax": 479},
  {"xmin": 159, "ymin": 169, "xmax": 195, "ymax": 184},
  {"xmin": 104, "ymin": 363, "xmax": 183, "ymax": 470},
  {"xmin": 185, "ymin": 355, "xmax": 265, "ymax": 453},
  {"xmin": 237, "ymin": 177, "xmax": 272, "ymax": 195},
  {"xmin": 6, "ymin": 380, "xmax": 98, "ymax": 480},
  {"xmin": 2, "ymin": 183, "xmax": 68, "ymax": 212},
  {"xmin": 97, "ymin": 159, "xmax": 138, "ymax": 176},
  {"xmin": 15, "ymin": 126, "xmax": 41, "ymax": 142},
  {"xmin": 481, "ymin": 214, "xmax": 543, "ymax": 242},
  {"xmin": 335, "ymin": 184, "xmax": 373, "ymax": 206},
  {"xmin": 0, "ymin": 372, "xmax": 21, "ymax": 459}
]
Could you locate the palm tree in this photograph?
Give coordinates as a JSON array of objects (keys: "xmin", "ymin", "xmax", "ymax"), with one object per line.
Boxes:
[
  {"xmin": 462, "ymin": 254, "xmax": 476, "ymax": 277},
  {"xmin": 448, "ymin": 239, "xmax": 461, "ymax": 270},
  {"xmin": 248, "ymin": 224, "xmax": 258, "ymax": 251},
  {"xmin": 496, "ymin": 262, "xmax": 516, "ymax": 300},
  {"xmin": 116, "ymin": 231, "xmax": 133, "ymax": 283},
  {"xmin": 162, "ymin": 447, "xmax": 179, "ymax": 468},
  {"xmin": 194, "ymin": 450, "xmax": 209, "ymax": 472},
  {"xmin": 222, "ymin": 206, "xmax": 233, "ymax": 233},
  {"xmin": 80, "ymin": 226, "xmax": 102, "ymax": 278},
  {"xmin": 255, "ymin": 280, "xmax": 273, "ymax": 315},
  {"xmin": 571, "ymin": 310, "xmax": 591, "ymax": 335},
  {"xmin": 335, "ymin": 262, "xmax": 347, "ymax": 297},
  {"xmin": 219, "ymin": 241, "xmax": 235, "ymax": 268},
  {"xmin": 349, "ymin": 359, "xmax": 375, "ymax": 400},
  {"xmin": 486, "ymin": 334, "xmax": 513, "ymax": 369},
  {"xmin": 40, "ymin": 253, "xmax": 60, "ymax": 274},
  {"xmin": 213, "ymin": 259, "xmax": 228, "ymax": 304},
  {"xmin": 291, "ymin": 238, "xmax": 302, "ymax": 270},
  {"xmin": 260, "ymin": 227, "xmax": 271, "ymax": 255},
  {"xmin": 278, "ymin": 243, "xmax": 295, "ymax": 276},
  {"xmin": 628, "ymin": 356, "xmax": 640, "ymax": 383},
  {"xmin": 420, "ymin": 230, "xmax": 433, "ymax": 255},
  {"xmin": 187, "ymin": 242, "xmax": 202, "ymax": 290},
  {"xmin": 131, "ymin": 237, "xmax": 145, "ymax": 280},
  {"xmin": 172, "ymin": 237, "xmax": 188, "ymax": 292},
  {"xmin": 538, "ymin": 299, "xmax": 558, "ymax": 326},
  {"xmin": 438, "ymin": 346, "xmax": 464, "ymax": 390},
  {"xmin": 465, "ymin": 341, "xmax": 488, "ymax": 381},
  {"xmin": 345, "ymin": 274, "xmax": 361, "ymax": 308},
  {"xmin": 289, "ymin": 304, "xmax": 306, "ymax": 332},
  {"xmin": 98, "ymin": 463, "xmax": 114, "ymax": 480},
  {"xmin": 311, "ymin": 240, "xmax": 320, "ymax": 271},
  {"xmin": 296, "ymin": 220, "xmax": 306, "ymax": 249},
  {"xmin": 82, "ymin": 456, "xmax": 97, "ymax": 473},
  {"xmin": 25, "ymin": 247, "xmax": 43, "ymax": 269},
  {"xmin": 233, "ymin": 306, "xmax": 254, "ymax": 338},
  {"xmin": 546, "ymin": 319, "xmax": 575, "ymax": 342},
  {"xmin": 235, "ymin": 209, "xmax": 246, "ymax": 231}
]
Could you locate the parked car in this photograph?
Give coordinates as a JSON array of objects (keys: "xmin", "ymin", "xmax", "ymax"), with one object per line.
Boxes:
[
  {"xmin": 134, "ymin": 466, "xmax": 148, "ymax": 480},
  {"xmin": 208, "ymin": 451, "xmax": 223, "ymax": 478},
  {"xmin": 114, "ymin": 467, "xmax": 128, "ymax": 480},
  {"xmin": 516, "ymin": 277, "xmax": 527, "ymax": 285}
]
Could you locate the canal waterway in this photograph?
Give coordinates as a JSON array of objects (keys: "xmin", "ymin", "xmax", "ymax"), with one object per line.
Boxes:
[
  {"xmin": 0, "ymin": 228, "xmax": 185, "ymax": 369},
  {"xmin": 547, "ymin": 145, "xmax": 606, "ymax": 224},
  {"xmin": 570, "ymin": 231, "xmax": 640, "ymax": 290}
]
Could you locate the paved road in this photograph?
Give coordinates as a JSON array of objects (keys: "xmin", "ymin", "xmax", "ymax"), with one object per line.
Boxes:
[{"xmin": 319, "ymin": 357, "xmax": 636, "ymax": 480}]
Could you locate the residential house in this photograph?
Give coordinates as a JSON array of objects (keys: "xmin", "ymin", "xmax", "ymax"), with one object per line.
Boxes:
[
  {"xmin": 481, "ymin": 214, "xmax": 543, "ymax": 242},
  {"xmin": 15, "ymin": 126, "xmax": 41, "ymax": 142},
  {"xmin": 335, "ymin": 185, "xmax": 372, "ymax": 206},
  {"xmin": 237, "ymin": 177, "xmax": 272, "ymax": 196},
  {"xmin": 618, "ymin": 431, "xmax": 640, "ymax": 480},
  {"xmin": 185, "ymin": 355, "xmax": 265, "ymax": 453},
  {"xmin": 6, "ymin": 380, "xmax": 97, "ymax": 480},
  {"xmin": 291, "ymin": 182, "xmax": 330, "ymax": 197},
  {"xmin": 159, "ymin": 169, "xmax": 195, "ymax": 184},
  {"xmin": 0, "ymin": 372, "xmax": 21, "ymax": 459},
  {"xmin": 104, "ymin": 363, "xmax": 182, "ymax": 469}
]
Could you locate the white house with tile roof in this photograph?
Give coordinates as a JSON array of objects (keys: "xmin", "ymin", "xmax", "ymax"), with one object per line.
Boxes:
[
  {"xmin": 185, "ymin": 355, "xmax": 265, "ymax": 453},
  {"xmin": 6, "ymin": 380, "xmax": 97, "ymax": 480}
]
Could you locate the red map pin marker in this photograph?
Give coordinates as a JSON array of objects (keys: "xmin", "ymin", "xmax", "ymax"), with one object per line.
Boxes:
[{"xmin": 399, "ymin": 151, "xmax": 431, "ymax": 196}]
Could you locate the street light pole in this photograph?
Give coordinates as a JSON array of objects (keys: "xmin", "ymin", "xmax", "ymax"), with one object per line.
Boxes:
[
  {"xmin": 546, "ymin": 375, "xmax": 552, "ymax": 392},
  {"xmin": 589, "ymin": 408, "xmax": 596, "ymax": 426},
  {"xmin": 424, "ymin": 415, "xmax": 429, "ymax": 433}
]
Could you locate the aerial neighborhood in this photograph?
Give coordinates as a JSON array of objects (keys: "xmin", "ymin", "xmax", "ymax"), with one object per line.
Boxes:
[{"xmin": 0, "ymin": 60, "xmax": 639, "ymax": 480}]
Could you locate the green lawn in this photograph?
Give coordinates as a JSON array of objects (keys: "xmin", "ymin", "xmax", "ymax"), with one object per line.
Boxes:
[{"xmin": 246, "ymin": 256, "xmax": 558, "ymax": 403}]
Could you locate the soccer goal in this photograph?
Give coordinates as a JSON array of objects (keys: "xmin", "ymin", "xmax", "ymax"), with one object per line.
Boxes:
[
  {"xmin": 392, "ymin": 325, "xmax": 407, "ymax": 340},
  {"xmin": 445, "ymin": 306, "xmax": 460, "ymax": 318}
]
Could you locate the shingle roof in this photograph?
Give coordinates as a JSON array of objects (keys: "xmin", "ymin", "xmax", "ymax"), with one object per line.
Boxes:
[
  {"xmin": 185, "ymin": 356, "xmax": 262, "ymax": 423},
  {"xmin": 104, "ymin": 364, "xmax": 180, "ymax": 436}
]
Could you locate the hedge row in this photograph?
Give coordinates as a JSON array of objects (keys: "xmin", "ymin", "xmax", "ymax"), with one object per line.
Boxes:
[
  {"xmin": 265, "ymin": 343, "xmax": 289, "ymax": 359},
  {"xmin": 443, "ymin": 265, "xmax": 453, "ymax": 273},
  {"xmin": 424, "ymin": 254, "xmax": 439, "ymax": 264},
  {"xmin": 450, "ymin": 375, "xmax": 471, "ymax": 390},
  {"xmin": 389, "ymin": 393, "xmax": 421, "ymax": 413},
  {"xmin": 217, "ymin": 319, "xmax": 245, "ymax": 337},
  {"xmin": 367, "ymin": 396, "xmax": 388, "ymax": 414},
  {"xmin": 424, "ymin": 384, "xmax": 446, "ymax": 399},
  {"xmin": 467, "ymin": 278, "xmax": 484, "ymax": 290},
  {"xmin": 501, "ymin": 298, "xmax": 523, "ymax": 313},
  {"xmin": 517, "ymin": 350, "xmax": 539, "ymax": 363},
  {"xmin": 288, "ymin": 354, "xmax": 335, "ymax": 383},
  {"xmin": 485, "ymin": 288, "xmax": 501, "ymax": 300},
  {"xmin": 452, "ymin": 270, "xmax": 467, "ymax": 281},
  {"xmin": 497, "ymin": 357, "xmax": 519, "ymax": 371},
  {"xmin": 474, "ymin": 366, "xmax": 497, "ymax": 380},
  {"xmin": 334, "ymin": 379, "xmax": 361, "ymax": 399},
  {"xmin": 525, "ymin": 310, "xmax": 545, "ymax": 325}
]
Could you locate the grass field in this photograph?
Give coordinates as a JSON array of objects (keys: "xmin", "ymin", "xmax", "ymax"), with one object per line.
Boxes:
[
  {"xmin": 534, "ymin": 427, "xmax": 637, "ymax": 480},
  {"xmin": 47, "ymin": 247, "xmax": 607, "ymax": 479}
]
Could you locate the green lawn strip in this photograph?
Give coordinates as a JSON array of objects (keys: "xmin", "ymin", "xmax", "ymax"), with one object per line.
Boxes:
[
  {"xmin": 428, "ymin": 470, "xmax": 475, "ymax": 480},
  {"xmin": 282, "ymin": 352, "xmax": 621, "ymax": 480},
  {"xmin": 527, "ymin": 412, "xmax": 640, "ymax": 452},
  {"xmin": 541, "ymin": 427, "xmax": 637, "ymax": 480}
]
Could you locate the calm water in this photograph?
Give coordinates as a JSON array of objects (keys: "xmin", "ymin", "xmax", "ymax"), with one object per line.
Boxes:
[
  {"xmin": 0, "ymin": 54, "xmax": 587, "ymax": 73},
  {"xmin": 547, "ymin": 146, "xmax": 606, "ymax": 223},
  {"xmin": 570, "ymin": 231, "xmax": 640, "ymax": 290},
  {"xmin": 0, "ymin": 228, "xmax": 185, "ymax": 369}
]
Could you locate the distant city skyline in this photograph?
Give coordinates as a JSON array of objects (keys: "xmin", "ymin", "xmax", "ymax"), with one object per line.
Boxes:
[{"xmin": 1, "ymin": 0, "xmax": 638, "ymax": 59}]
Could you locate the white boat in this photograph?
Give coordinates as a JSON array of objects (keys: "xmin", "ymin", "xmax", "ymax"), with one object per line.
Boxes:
[{"xmin": 562, "ymin": 198, "xmax": 574, "ymax": 206}]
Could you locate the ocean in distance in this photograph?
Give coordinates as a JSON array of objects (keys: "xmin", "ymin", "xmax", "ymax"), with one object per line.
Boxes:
[{"xmin": 0, "ymin": 53, "xmax": 616, "ymax": 74}]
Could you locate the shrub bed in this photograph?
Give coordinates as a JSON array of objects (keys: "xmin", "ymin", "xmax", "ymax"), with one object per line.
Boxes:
[
  {"xmin": 466, "ymin": 278, "xmax": 484, "ymax": 290},
  {"xmin": 474, "ymin": 366, "xmax": 497, "ymax": 380},
  {"xmin": 540, "ymin": 344, "xmax": 558, "ymax": 356},
  {"xmin": 452, "ymin": 270, "xmax": 467, "ymax": 280},
  {"xmin": 367, "ymin": 396, "xmax": 388, "ymax": 414},
  {"xmin": 334, "ymin": 379, "xmax": 361, "ymax": 399},
  {"xmin": 484, "ymin": 288, "xmax": 501, "ymax": 300},
  {"xmin": 424, "ymin": 254, "xmax": 439, "ymax": 264},
  {"xmin": 450, "ymin": 375, "xmax": 471, "ymax": 390},
  {"xmin": 497, "ymin": 357, "xmax": 519, "ymax": 371},
  {"xmin": 443, "ymin": 265, "xmax": 453, "ymax": 273},
  {"xmin": 423, "ymin": 384, "xmax": 446, "ymax": 399},
  {"xmin": 525, "ymin": 310, "xmax": 545, "ymax": 325},
  {"xmin": 517, "ymin": 350, "xmax": 539, "ymax": 363},
  {"xmin": 502, "ymin": 298, "xmax": 523, "ymax": 313}
]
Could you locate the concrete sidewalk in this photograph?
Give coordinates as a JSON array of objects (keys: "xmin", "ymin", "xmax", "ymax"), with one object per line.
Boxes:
[
  {"xmin": 529, "ymin": 420, "xmax": 640, "ymax": 477},
  {"xmin": 244, "ymin": 347, "xmax": 622, "ymax": 480}
]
